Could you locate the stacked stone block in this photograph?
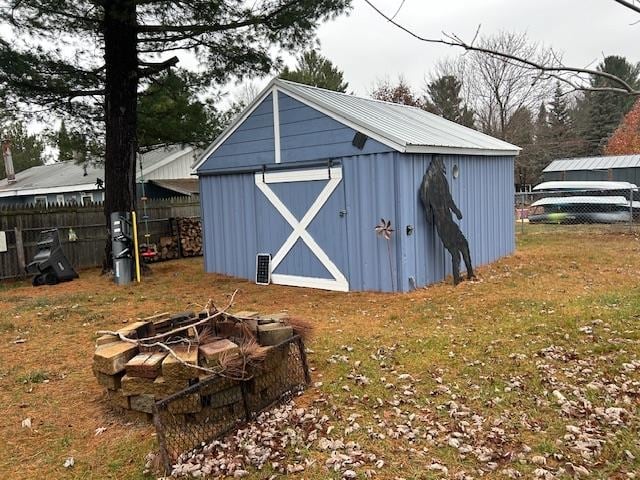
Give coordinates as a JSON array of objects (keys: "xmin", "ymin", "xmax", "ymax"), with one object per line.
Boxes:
[{"xmin": 92, "ymin": 310, "xmax": 296, "ymax": 422}]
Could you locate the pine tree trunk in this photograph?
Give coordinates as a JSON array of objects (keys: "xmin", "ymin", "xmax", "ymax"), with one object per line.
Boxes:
[{"xmin": 102, "ymin": 0, "xmax": 138, "ymax": 271}]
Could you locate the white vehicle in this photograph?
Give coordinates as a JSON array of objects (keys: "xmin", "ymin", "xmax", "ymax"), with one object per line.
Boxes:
[{"xmin": 528, "ymin": 196, "xmax": 636, "ymax": 224}]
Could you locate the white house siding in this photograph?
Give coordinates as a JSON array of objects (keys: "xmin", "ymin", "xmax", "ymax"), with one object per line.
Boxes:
[{"xmin": 143, "ymin": 150, "xmax": 197, "ymax": 180}]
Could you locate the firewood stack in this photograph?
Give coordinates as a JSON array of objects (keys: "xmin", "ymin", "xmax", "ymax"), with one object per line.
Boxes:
[
  {"xmin": 177, "ymin": 217, "xmax": 202, "ymax": 257},
  {"xmin": 92, "ymin": 310, "xmax": 301, "ymax": 422},
  {"xmin": 157, "ymin": 236, "xmax": 179, "ymax": 261}
]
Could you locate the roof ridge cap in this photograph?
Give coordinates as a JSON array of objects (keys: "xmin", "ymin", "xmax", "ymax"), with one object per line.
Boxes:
[{"xmin": 276, "ymin": 78, "xmax": 432, "ymax": 112}]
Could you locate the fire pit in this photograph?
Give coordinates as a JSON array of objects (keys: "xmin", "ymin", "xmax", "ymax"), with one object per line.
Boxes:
[{"xmin": 92, "ymin": 305, "xmax": 310, "ymax": 471}]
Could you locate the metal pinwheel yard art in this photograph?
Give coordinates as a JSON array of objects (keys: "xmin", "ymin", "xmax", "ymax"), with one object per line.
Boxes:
[{"xmin": 375, "ymin": 218, "xmax": 396, "ymax": 290}]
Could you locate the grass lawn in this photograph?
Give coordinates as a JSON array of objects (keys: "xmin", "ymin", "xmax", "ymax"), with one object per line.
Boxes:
[{"xmin": 1, "ymin": 225, "xmax": 639, "ymax": 479}]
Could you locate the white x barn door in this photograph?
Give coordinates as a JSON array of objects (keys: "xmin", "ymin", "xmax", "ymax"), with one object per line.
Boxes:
[{"xmin": 254, "ymin": 167, "xmax": 349, "ymax": 292}]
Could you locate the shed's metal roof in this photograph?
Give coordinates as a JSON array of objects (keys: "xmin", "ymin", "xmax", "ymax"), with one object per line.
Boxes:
[
  {"xmin": 277, "ymin": 79, "xmax": 520, "ymax": 155},
  {"xmin": 194, "ymin": 79, "xmax": 520, "ymax": 172},
  {"xmin": 543, "ymin": 155, "xmax": 640, "ymax": 172}
]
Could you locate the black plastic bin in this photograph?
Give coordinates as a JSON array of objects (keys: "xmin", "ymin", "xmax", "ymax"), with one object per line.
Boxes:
[{"xmin": 25, "ymin": 229, "xmax": 79, "ymax": 286}]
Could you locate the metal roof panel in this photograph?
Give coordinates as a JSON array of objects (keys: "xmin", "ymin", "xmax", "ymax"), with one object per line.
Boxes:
[
  {"xmin": 543, "ymin": 155, "xmax": 640, "ymax": 172},
  {"xmin": 277, "ymin": 79, "xmax": 520, "ymax": 154}
]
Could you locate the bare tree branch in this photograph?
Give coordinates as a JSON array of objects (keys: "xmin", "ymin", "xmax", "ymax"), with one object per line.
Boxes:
[
  {"xmin": 612, "ymin": 0, "xmax": 640, "ymax": 14},
  {"xmin": 363, "ymin": 0, "xmax": 640, "ymax": 96}
]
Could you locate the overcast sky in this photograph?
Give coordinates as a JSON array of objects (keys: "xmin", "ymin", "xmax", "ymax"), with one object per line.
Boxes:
[{"xmin": 243, "ymin": 0, "xmax": 638, "ymax": 98}]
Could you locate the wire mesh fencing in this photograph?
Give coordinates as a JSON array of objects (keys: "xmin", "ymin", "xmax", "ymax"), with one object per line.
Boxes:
[
  {"xmin": 515, "ymin": 187, "xmax": 640, "ymax": 235},
  {"xmin": 153, "ymin": 335, "xmax": 310, "ymax": 473}
]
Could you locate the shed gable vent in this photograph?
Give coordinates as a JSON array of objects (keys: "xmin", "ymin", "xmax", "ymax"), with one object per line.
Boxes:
[{"xmin": 352, "ymin": 132, "xmax": 368, "ymax": 150}]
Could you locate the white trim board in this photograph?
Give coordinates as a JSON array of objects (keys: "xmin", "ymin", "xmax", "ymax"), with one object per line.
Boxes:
[
  {"xmin": 403, "ymin": 145, "xmax": 520, "ymax": 156},
  {"xmin": 272, "ymin": 86, "xmax": 281, "ymax": 164},
  {"xmin": 271, "ymin": 273, "xmax": 349, "ymax": 292},
  {"xmin": 254, "ymin": 166, "xmax": 349, "ymax": 292},
  {"xmin": 260, "ymin": 167, "xmax": 341, "ymax": 184}
]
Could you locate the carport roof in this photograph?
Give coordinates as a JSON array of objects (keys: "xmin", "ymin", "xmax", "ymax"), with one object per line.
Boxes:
[{"xmin": 544, "ymin": 155, "xmax": 640, "ymax": 172}]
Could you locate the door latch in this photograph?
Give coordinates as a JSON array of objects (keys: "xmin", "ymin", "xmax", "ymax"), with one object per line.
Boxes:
[{"xmin": 339, "ymin": 209, "xmax": 347, "ymax": 217}]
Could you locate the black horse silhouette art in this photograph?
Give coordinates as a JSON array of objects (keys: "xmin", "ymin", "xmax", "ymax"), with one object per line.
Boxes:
[{"xmin": 419, "ymin": 157, "xmax": 475, "ymax": 285}]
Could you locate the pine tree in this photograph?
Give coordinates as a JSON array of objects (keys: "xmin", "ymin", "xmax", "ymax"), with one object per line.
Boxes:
[
  {"xmin": 577, "ymin": 56, "xmax": 640, "ymax": 154},
  {"xmin": 547, "ymin": 82, "xmax": 578, "ymax": 159},
  {"xmin": 505, "ymin": 107, "xmax": 536, "ymax": 186},
  {"xmin": 0, "ymin": 0, "xmax": 351, "ymax": 267},
  {"xmin": 137, "ymin": 70, "xmax": 220, "ymax": 149},
  {"xmin": 280, "ymin": 50, "xmax": 348, "ymax": 92},
  {"xmin": 548, "ymin": 83, "xmax": 571, "ymax": 135},
  {"xmin": 531, "ymin": 102, "xmax": 551, "ymax": 179},
  {"xmin": 425, "ymin": 75, "xmax": 475, "ymax": 127},
  {"xmin": 57, "ymin": 121, "xmax": 75, "ymax": 162}
]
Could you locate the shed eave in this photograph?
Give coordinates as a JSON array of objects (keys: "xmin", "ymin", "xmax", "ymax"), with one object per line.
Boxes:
[{"xmin": 404, "ymin": 144, "xmax": 520, "ymax": 156}]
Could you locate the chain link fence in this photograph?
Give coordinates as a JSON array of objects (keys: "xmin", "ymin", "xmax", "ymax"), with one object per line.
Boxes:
[
  {"xmin": 515, "ymin": 187, "xmax": 640, "ymax": 234},
  {"xmin": 153, "ymin": 336, "xmax": 310, "ymax": 473}
]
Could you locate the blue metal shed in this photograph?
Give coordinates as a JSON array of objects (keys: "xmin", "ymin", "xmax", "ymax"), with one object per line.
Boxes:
[{"xmin": 194, "ymin": 79, "xmax": 519, "ymax": 292}]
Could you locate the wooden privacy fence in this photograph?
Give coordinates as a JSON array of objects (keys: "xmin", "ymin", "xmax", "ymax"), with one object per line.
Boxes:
[{"xmin": 0, "ymin": 198, "xmax": 201, "ymax": 280}]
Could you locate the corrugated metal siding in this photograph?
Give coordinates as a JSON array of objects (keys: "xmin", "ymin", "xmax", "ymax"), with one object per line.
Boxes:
[
  {"xmin": 613, "ymin": 168, "xmax": 640, "ymax": 185},
  {"xmin": 398, "ymin": 154, "xmax": 515, "ymax": 291},
  {"xmin": 542, "ymin": 171, "xmax": 564, "ymax": 182},
  {"xmin": 200, "ymin": 174, "xmax": 257, "ymax": 280},
  {"xmin": 200, "ymin": 171, "xmax": 350, "ymax": 285},
  {"xmin": 278, "ymin": 92, "xmax": 393, "ymax": 163},
  {"xmin": 199, "ymin": 94, "xmax": 275, "ymax": 173},
  {"xmin": 341, "ymin": 152, "xmax": 402, "ymax": 292}
]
